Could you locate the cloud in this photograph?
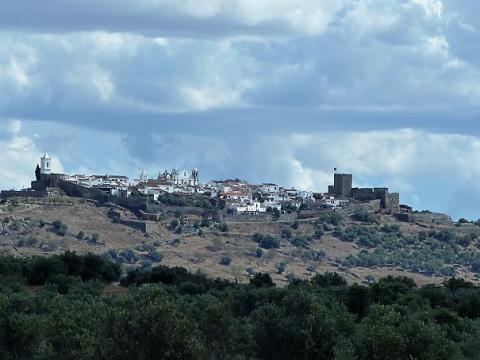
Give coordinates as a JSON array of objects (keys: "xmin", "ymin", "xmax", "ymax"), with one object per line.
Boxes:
[
  {"xmin": 1, "ymin": 0, "xmax": 480, "ymax": 221},
  {"xmin": 0, "ymin": 0, "xmax": 350, "ymax": 37},
  {"xmin": 0, "ymin": 120, "xmax": 63, "ymax": 190}
]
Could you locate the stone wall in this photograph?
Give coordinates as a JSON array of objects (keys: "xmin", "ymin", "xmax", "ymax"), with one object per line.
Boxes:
[
  {"xmin": 395, "ymin": 211, "xmax": 453, "ymax": 225},
  {"xmin": 147, "ymin": 203, "xmax": 221, "ymax": 221},
  {"xmin": 385, "ymin": 192, "xmax": 400, "ymax": 210},
  {"xmin": 58, "ymin": 181, "xmax": 147, "ymax": 213},
  {"xmin": 0, "ymin": 189, "xmax": 47, "ymax": 199},
  {"xmin": 337, "ymin": 200, "xmax": 382, "ymax": 215}
]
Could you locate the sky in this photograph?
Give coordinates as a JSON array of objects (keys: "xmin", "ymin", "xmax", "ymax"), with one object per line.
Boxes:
[{"xmin": 0, "ymin": 0, "xmax": 480, "ymax": 220}]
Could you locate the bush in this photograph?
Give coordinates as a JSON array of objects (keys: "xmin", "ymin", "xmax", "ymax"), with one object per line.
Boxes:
[
  {"xmin": 170, "ymin": 219, "xmax": 179, "ymax": 229},
  {"xmin": 91, "ymin": 233, "xmax": 100, "ymax": 243},
  {"xmin": 148, "ymin": 250, "xmax": 164, "ymax": 262},
  {"xmin": 320, "ymin": 212, "xmax": 343, "ymax": 226},
  {"xmin": 256, "ymin": 248, "xmax": 263, "ymax": 258},
  {"xmin": 276, "ymin": 262, "xmax": 287, "ymax": 274},
  {"xmin": 252, "ymin": 233, "xmax": 280, "ymax": 249},
  {"xmin": 200, "ymin": 218, "xmax": 211, "ymax": 227},
  {"xmin": 352, "ymin": 210, "xmax": 378, "ymax": 224},
  {"xmin": 314, "ymin": 228, "xmax": 324, "ymax": 239},
  {"xmin": 51, "ymin": 220, "xmax": 68, "ymax": 236},
  {"xmin": 250, "ymin": 272, "xmax": 275, "ymax": 287},
  {"xmin": 281, "ymin": 228, "xmax": 292, "ymax": 239},
  {"xmin": 77, "ymin": 231, "xmax": 85, "ymax": 240},
  {"xmin": 290, "ymin": 236, "xmax": 312, "ymax": 248},
  {"xmin": 220, "ymin": 255, "xmax": 232, "ymax": 266},
  {"xmin": 310, "ymin": 272, "xmax": 347, "ymax": 287}
]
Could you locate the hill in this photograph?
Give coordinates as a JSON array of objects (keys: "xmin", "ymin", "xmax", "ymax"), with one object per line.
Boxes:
[{"xmin": 1, "ymin": 195, "xmax": 479, "ymax": 285}]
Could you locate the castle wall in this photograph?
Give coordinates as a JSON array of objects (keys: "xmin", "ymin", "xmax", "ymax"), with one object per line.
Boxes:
[
  {"xmin": 394, "ymin": 211, "xmax": 452, "ymax": 225},
  {"xmin": 0, "ymin": 189, "xmax": 47, "ymax": 199},
  {"xmin": 385, "ymin": 193, "xmax": 400, "ymax": 210},
  {"xmin": 58, "ymin": 180, "xmax": 147, "ymax": 213}
]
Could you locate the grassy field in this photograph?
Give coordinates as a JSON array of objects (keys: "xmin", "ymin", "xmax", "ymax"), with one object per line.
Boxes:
[{"xmin": 1, "ymin": 196, "xmax": 479, "ymax": 285}]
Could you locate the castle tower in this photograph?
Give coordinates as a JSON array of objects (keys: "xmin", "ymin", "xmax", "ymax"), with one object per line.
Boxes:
[
  {"xmin": 40, "ymin": 152, "xmax": 51, "ymax": 175},
  {"xmin": 333, "ymin": 173, "xmax": 352, "ymax": 197}
]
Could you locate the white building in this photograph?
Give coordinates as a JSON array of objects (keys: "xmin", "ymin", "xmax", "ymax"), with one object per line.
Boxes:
[
  {"xmin": 227, "ymin": 201, "xmax": 267, "ymax": 214},
  {"xmin": 260, "ymin": 183, "xmax": 281, "ymax": 194},
  {"xmin": 158, "ymin": 167, "xmax": 199, "ymax": 186},
  {"xmin": 40, "ymin": 152, "xmax": 51, "ymax": 175}
]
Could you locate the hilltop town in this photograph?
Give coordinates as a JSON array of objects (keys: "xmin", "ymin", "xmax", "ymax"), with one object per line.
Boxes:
[
  {"xmin": 2, "ymin": 152, "xmax": 477, "ymax": 286},
  {"xmin": 1, "ymin": 152, "xmax": 452, "ymax": 225}
]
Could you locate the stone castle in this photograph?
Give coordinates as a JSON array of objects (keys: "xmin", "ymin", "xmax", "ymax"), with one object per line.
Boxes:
[{"xmin": 328, "ymin": 173, "xmax": 400, "ymax": 210}]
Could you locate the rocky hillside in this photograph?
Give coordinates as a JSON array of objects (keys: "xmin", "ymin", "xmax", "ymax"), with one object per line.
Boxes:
[{"xmin": 1, "ymin": 196, "xmax": 479, "ymax": 285}]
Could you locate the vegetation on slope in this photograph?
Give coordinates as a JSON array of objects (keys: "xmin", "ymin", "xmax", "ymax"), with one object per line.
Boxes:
[{"xmin": 1, "ymin": 253, "xmax": 480, "ymax": 359}]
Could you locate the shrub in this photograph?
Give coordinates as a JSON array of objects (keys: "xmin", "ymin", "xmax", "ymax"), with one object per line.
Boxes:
[
  {"xmin": 77, "ymin": 231, "xmax": 85, "ymax": 240},
  {"xmin": 314, "ymin": 228, "xmax": 324, "ymax": 239},
  {"xmin": 91, "ymin": 233, "xmax": 100, "ymax": 243},
  {"xmin": 252, "ymin": 233, "xmax": 280, "ymax": 249},
  {"xmin": 276, "ymin": 262, "xmax": 286, "ymax": 274},
  {"xmin": 310, "ymin": 272, "xmax": 347, "ymax": 287},
  {"xmin": 250, "ymin": 272, "xmax": 275, "ymax": 287},
  {"xmin": 220, "ymin": 255, "xmax": 232, "ymax": 266},
  {"xmin": 148, "ymin": 250, "xmax": 164, "ymax": 262},
  {"xmin": 170, "ymin": 219, "xmax": 179, "ymax": 229},
  {"xmin": 352, "ymin": 210, "xmax": 378, "ymax": 224},
  {"xmin": 51, "ymin": 220, "xmax": 68, "ymax": 236},
  {"xmin": 281, "ymin": 229, "xmax": 292, "ymax": 239},
  {"xmin": 200, "ymin": 218, "xmax": 211, "ymax": 227},
  {"xmin": 256, "ymin": 248, "xmax": 263, "ymax": 258},
  {"xmin": 220, "ymin": 223, "xmax": 229, "ymax": 232},
  {"xmin": 250, "ymin": 273, "xmax": 275, "ymax": 287},
  {"xmin": 290, "ymin": 236, "xmax": 312, "ymax": 249}
]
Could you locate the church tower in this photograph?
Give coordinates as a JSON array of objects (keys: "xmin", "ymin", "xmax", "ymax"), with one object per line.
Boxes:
[
  {"xmin": 139, "ymin": 169, "xmax": 148, "ymax": 183},
  {"xmin": 192, "ymin": 168, "xmax": 199, "ymax": 186},
  {"xmin": 40, "ymin": 152, "xmax": 51, "ymax": 175}
]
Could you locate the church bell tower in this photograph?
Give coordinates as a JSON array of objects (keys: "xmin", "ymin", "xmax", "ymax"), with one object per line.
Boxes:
[{"xmin": 40, "ymin": 151, "xmax": 51, "ymax": 175}]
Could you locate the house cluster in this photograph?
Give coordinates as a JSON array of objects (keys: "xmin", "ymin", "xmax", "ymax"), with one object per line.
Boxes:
[
  {"xmin": 59, "ymin": 156, "xmax": 319, "ymax": 214},
  {"xmin": 64, "ymin": 167, "xmax": 202, "ymax": 201},
  {"xmin": 204, "ymin": 179, "xmax": 316, "ymax": 214},
  {"xmin": 4, "ymin": 153, "xmax": 400, "ymax": 216}
]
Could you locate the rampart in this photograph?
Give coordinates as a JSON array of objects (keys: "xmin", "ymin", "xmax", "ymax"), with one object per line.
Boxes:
[
  {"xmin": 395, "ymin": 211, "xmax": 452, "ymax": 225},
  {"xmin": 58, "ymin": 181, "xmax": 147, "ymax": 213}
]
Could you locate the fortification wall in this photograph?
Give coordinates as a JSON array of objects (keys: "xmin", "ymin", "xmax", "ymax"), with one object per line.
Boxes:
[
  {"xmin": 0, "ymin": 189, "xmax": 47, "ymax": 199},
  {"xmin": 351, "ymin": 188, "xmax": 377, "ymax": 202},
  {"xmin": 395, "ymin": 211, "xmax": 452, "ymax": 225},
  {"xmin": 58, "ymin": 181, "xmax": 147, "ymax": 213},
  {"xmin": 147, "ymin": 203, "xmax": 220, "ymax": 221},
  {"xmin": 385, "ymin": 193, "xmax": 400, "ymax": 210},
  {"xmin": 338, "ymin": 200, "xmax": 382, "ymax": 215}
]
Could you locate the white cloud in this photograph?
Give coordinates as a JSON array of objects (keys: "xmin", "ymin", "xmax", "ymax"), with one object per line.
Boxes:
[
  {"xmin": 0, "ymin": 120, "xmax": 64, "ymax": 190},
  {"xmin": 411, "ymin": 0, "xmax": 443, "ymax": 19}
]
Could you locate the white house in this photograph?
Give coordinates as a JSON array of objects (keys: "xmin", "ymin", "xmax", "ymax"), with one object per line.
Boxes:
[{"xmin": 227, "ymin": 201, "xmax": 267, "ymax": 214}]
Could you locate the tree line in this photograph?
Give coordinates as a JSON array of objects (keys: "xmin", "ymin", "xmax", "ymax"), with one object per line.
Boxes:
[{"xmin": 0, "ymin": 253, "xmax": 480, "ymax": 359}]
